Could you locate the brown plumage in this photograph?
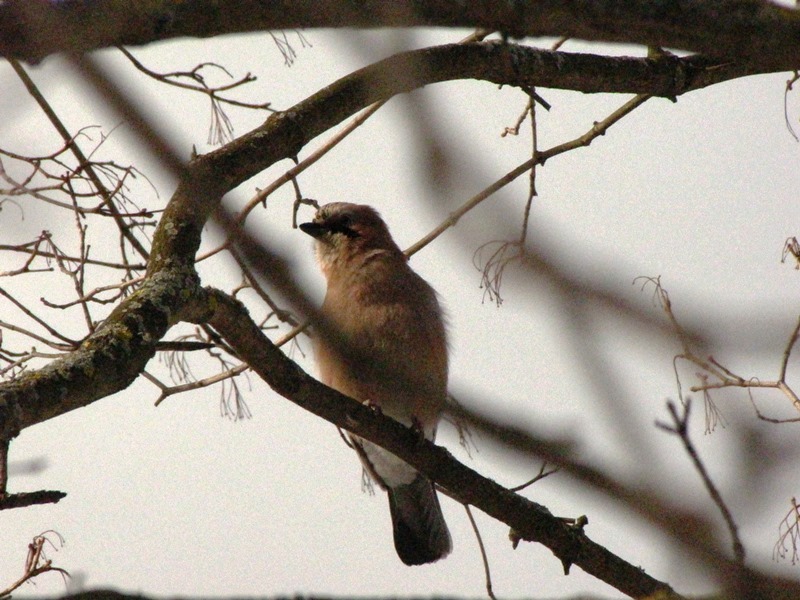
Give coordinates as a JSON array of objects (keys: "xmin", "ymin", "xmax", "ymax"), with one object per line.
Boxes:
[{"xmin": 300, "ymin": 202, "xmax": 451, "ymax": 566}]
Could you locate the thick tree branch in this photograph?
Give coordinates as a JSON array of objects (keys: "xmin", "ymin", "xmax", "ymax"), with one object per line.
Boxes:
[
  {"xmin": 205, "ymin": 287, "xmax": 685, "ymax": 600},
  {"xmin": 0, "ymin": 268, "xmax": 210, "ymax": 439},
  {"xmin": 1, "ymin": 21, "xmax": 731, "ymax": 463},
  {"xmin": 147, "ymin": 42, "xmax": 754, "ymax": 274},
  {"xmin": 199, "ymin": 277, "xmax": 800, "ymax": 599},
  {"xmin": 2, "ymin": 0, "xmax": 800, "ymax": 74},
  {"xmin": 0, "ymin": 33, "xmax": 725, "ymax": 462}
]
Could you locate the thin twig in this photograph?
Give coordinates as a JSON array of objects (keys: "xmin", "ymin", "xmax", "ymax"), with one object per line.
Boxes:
[
  {"xmin": 0, "ymin": 532, "xmax": 69, "ymax": 597},
  {"xmin": 642, "ymin": 276, "xmax": 800, "ymax": 422},
  {"xmin": 405, "ymin": 94, "xmax": 651, "ymax": 256},
  {"xmin": 119, "ymin": 46, "xmax": 273, "ymax": 112},
  {"xmin": 509, "ymin": 462, "xmax": 559, "ymax": 492},
  {"xmin": 228, "ymin": 246, "xmax": 299, "ymax": 327},
  {"xmin": 150, "ymin": 321, "xmax": 308, "ymax": 406},
  {"xmin": 774, "ymin": 497, "xmax": 800, "ymax": 564},
  {"xmin": 0, "ymin": 244, "xmax": 146, "ymax": 271},
  {"xmin": 465, "ymin": 504, "xmax": 497, "ymax": 600},
  {"xmin": 40, "ymin": 276, "xmax": 144, "ymax": 309},
  {"xmin": 198, "ymin": 27, "xmax": 497, "ymax": 262},
  {"xmin": 0, "ymin": 320, "xmax": 74, "ymax": 352},
  {"xmin": 9, "ymin": 59, "xmax": 150, "ymax": 260},
  {"xmin": 0, "ymin": 288, "xmax": 79, "ymax": 346},
  {"xmin": 152, "ymin": 363, "xmax": 248, "ymax": 406},
  {"xmin": 779, "ymin": 315, "xmax": 800, "ymax": 381},
  {"xmin": 501, "ymin": 97, "xmax": 533, "ymax": 137},
  {"xmin": 656, "ymin": 399, "xmax": 745, "ymax": 564}
]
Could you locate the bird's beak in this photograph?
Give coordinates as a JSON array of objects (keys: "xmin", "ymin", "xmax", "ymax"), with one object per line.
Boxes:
[{"xmin": 299, "ymin": 221, "xmax": 328, "ymax": 238}]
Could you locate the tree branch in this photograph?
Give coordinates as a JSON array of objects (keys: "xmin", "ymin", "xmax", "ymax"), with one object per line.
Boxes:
[
  {"xmin": 2, "ymin": 0, "xmax": 800, "ymax": 73},
  {"xmin": 1, "ymin": 24, "xmax": 721, "ymax": 464},
  {"xmin": 146, "ymin": 42, "xmax": 761, "ymax": 275},
  {"xmin": 0, "ymin": 268, "xmax": 210, "ymax": 439},
  {"xmin": 8, "ymin": 58, "xmax": 151, "ymax": 259},
  {"xmin": 0, "ymin": 8, "xmax": 788, "ymax": 596},
  {"xmin": 0, "ymin": 29, "xmax": 713, "ymax": 477},
  {"xmin": 0, "ymin": 490, "xmax": 67, "ymax": 510},
  {"xmin": 205, "ymin": 286, "xmax": 685, "ymax": 600},
  {"xmin": 655, "ymin": 400, "xmax": 745, "ymax": 565}
]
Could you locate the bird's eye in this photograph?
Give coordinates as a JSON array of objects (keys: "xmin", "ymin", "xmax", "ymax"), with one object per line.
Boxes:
[{"xmin": 330, "ymin": 214, "xmax": 359, "ymax": 238}]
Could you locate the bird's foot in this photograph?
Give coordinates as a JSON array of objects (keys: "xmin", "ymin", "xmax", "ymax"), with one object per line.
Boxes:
[
  {"xmin": 363, "ymin": 399, "xmax": 383, "ymax": 415},
  {"xmin": 410, "ymin": 416, "xmax": 427, "ymax": 446}
]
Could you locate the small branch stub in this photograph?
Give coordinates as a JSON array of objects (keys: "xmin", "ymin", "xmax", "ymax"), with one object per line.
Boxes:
[{"xmin": 0, "ymin": 490, "xmax": 67, "ymax": 511}]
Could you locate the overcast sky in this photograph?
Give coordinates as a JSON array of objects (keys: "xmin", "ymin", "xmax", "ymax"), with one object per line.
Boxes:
[{"xmin": 2, "ymin": 24, "xmax": 800, "ymax": 598}]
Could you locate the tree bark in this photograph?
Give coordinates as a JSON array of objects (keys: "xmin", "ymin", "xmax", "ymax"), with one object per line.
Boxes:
[{"xmin": 2, "ymin": 0, "xmax": 800, "ymax": 73}]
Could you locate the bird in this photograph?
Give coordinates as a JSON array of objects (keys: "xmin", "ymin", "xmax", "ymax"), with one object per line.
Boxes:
[{"xmin": 299, "ymin": 202, "xmax": 452, "ymax": 566}]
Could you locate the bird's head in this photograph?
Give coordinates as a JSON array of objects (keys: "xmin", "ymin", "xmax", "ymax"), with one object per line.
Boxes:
[{"xmin": 300, "ymin": 202, "xmax": 404, "ymax": 276}]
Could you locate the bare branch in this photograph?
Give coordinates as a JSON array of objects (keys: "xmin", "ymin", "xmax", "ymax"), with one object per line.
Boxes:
[
  {"xmin": 780, "ymin": 315, "xmax": 800, "ymax": 382},
  {"xmin": 119, "ymin": 47, "xmax": 274, "ymax": 146},
  {"xmin": 9, "ymin": 59, "xmax": 150, "ymax": 260},
  {"xmin": 509, "ymin": 462, "xmax": 559, "ymax": 493},
  {"xmin": 775, "ymin": 497, "xmax": 800, "ymax": 565},
  {"xmin": 4, "ymin": 0, "xmax": 800, "ymax": 75},
  {"xmin": 0, "ymin": 287, "xmax": 79, "ymax": 347},
  {"xmin": 655, "ymin": 400, "xmax": 745, "ymax": 564},
  {"xmin": 0, "ymin": 242, "xmax": 146, "ymax": 272},
  {"xmin": 39, "ymin": 277, "xmax": 144, "ymax": 309},
  {"xmin": 644, "ymin": 276, "xmax": 800, "ymax": 420},
  {"xmin": 408, "ymin": 94, "xmax": 651, "ymax": 257},
  {"xmin": 464, "ymin": 504, "xmax": 496, "ymax": 600},
  {"xmin": 0, "ymin": 490, "xmax": 67, "ymax": 511},
  {"xmin": 0, "ymin": 531, "xmax": 69, "ymax": 597}
]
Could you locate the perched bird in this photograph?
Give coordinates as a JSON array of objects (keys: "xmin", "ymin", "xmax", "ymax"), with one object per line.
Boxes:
[{"xmin": 300, "ymin": 202, "xmax": 452, "ymax": 566}]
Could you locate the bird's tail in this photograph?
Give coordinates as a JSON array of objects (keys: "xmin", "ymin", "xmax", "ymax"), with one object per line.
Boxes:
[{"xmin": 387, "ymin": 475, "xmax": 452, "ymax": 565}]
